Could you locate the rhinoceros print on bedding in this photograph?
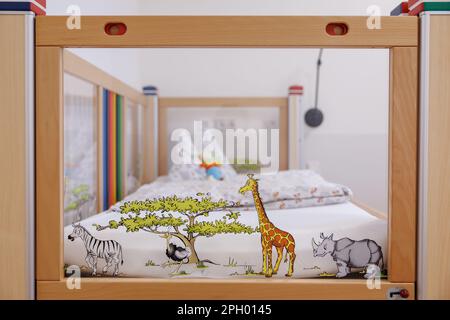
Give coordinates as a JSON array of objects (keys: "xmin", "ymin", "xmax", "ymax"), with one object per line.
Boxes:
[{"xmin": 312, "ymin": 233, "xmax": 384, "ymax": 278}]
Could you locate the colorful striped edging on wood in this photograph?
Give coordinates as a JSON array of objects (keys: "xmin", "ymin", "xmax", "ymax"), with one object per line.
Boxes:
[
  {"xmin": 101, "ymin": 89, "xmax": 125, "ymax": 210},
  {"xmin": 109, "ymin": 91, "xmax": 116, "ymax": 206},
  {"xmin": 116, "ymin": 95, "xmax": 124, "ymax": 202},
  {"xmin": 408, "ymin": 1, "xmax": 450, "ymax": 15},
  {"xmin": 102, "ymin": 89, "xmax": 109, "ymax": 211},
  {"xmin": 289, "ymin": 85, "xmax": 304, "ymax": 95},
  {"xmin": 391, "ymin": 2, "xmax": 410, "ymax": 15},
  {"xmin": 409, "ymin": 0, "xmax": 449, "ymax": 10},
  {"xmin": 0, "ymin": 1, "xmax": 46, "ymax": 15},
  {"xmin": 142, "ymin": 85, "xmax": 158, "ymax": 96}
]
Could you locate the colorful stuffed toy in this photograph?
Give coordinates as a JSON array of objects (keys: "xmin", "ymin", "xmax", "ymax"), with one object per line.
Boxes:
[{"xmin": 199, "ymin": 161, "xmax": 224, "ymax": 181}]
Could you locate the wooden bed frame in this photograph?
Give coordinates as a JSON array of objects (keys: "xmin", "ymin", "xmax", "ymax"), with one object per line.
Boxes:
[
  {"xmin": 36, "ymin": 16, "xmax": 418, "ymax": 300},
  {"xmin": 63, "ymin": 50, "xmax": 149, "ymax": 213},
  {"xmin": 63, "ymin": 50, "xmax": 291, "ymax": 198},
  {"xmin": 158, "ymin": 97, "xmax": 290, "ymax": 175}
]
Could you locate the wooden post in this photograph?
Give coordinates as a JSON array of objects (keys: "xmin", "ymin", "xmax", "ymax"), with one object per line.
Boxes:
[
  {"xmin": 36, "ymin": 47, "xmax": 64, "ymax": 281},
  {"xmin": 288, "ymin": 85, "xmax": 304, "ymax": 170},
  {"xmin": 418, "ymin": 13, "xmax": 450, "ymax": 299},
  {"xmin": 142, "ymin": 86, "xmax": 158, "ymax": 183},
  {"xmin": 0, "ymin": 13, "xmax": 35, "ymax": 300},
  {"xmin": 388, "ymin": 47, "xmax": 418, "ymax": 283}
]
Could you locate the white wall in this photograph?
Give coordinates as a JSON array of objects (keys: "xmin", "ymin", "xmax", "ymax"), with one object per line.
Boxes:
[
  {"xmin": 46, "ymin": 0, "xmax": 142, "ymax": 15},
  {"xmin": 152, "ymin": 48, "xmax": 389, "ymax": 212},
  {"xmin": 48, "ymin": 0, "xmax": 401, "ymax": 16},
  {"xmin": 138, "ymin": 0, "xmax": 400, "ymax": 16},
  {"xmin": 48, "ymin": 0, "xmax": 392, "ymax": 212},
  {"xmin": 67, "ymin": 48, "xmax": 143, "ymax": 90}
]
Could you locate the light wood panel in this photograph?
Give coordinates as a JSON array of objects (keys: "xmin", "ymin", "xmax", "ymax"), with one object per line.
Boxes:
[
  {"xmin": 422, "ymin": 15, "xmax": 450, "ymax": 299},
  {"xmin": 388, "ymin": 47, "xmax": 418, "ymax": 283},
  {"xmin": 288, "ymin": 94, "xmax": 301, "ymax": 170},
  {"xmin": 36, "ymin": 16, "xmax": 418, "ymax": 48},
  {"xmin": 64, "ymin": 50, "xmax": 146, "ymax": 106},
  {"xmin": 158, "ymin": 103, "xmax": 169, "ymax": 176},
  {"xmin": 158, "ymin": 98, "xmax": 288, "ymax": 175},
  {"xmin": 159, "ymin": 97, "xmax": 289, "ymax": 108},
  {"xmin": 37, "ymin": 278, "xmax": 414, "ymax": 300},
  {"xmin": 36, "ymin": 47, "xmax": 64, "ymax": 281},
  {"xmin": 0, "ymin": 15, "xmax": 30, "ymax": 299},
  {"xmin": 142, "ymin": 97, "xmax": 156, "ymax": 183},
  {"xmin": 96, "ymin": 86, "xmax": 104, "ymax": 212},
  {"xmin": 279, "ymin": 102, "xmax": 289, "ymax": 172},
  {"xmin": 352, "ymin": 200, "xmax": 388, "ymax": 220}
]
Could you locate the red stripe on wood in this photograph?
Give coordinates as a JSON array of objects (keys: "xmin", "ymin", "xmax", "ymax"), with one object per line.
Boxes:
[
  {"xmin": 31, "ymin": 3, "xmax": 46, "ymax": 15},
  {"xmin": 409, "ymin": 3, "xmax": 424, "ymax": 15}
]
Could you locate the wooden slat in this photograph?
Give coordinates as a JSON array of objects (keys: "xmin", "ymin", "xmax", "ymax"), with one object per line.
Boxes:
[
  {"xmin": 36, "ymin": 47, "xmax": 64, "ymax": 281},
  {"xmin": 422, "ymin": 15, "xmax": 450, "ymax": 299},
  {"xmin": 288, "ymin": 94, "xmax": 301, "ymax": 170},
  {"xmin": 279, "ymin": 102, "xmax": 289, "ymax": 172},
  {"xmin": 388, "ymin": 47, "xmax": 418, "ymax": 283},
  {"xmin": 142, "ymin": 97, "xmax": 156, "ymax": 183},
  {"xmin": 159, "ymin": 97, "xmax": 288, "ymax": 108},
  {"xmin": 36, "ymin": 16, "xmax": 418, "ymax": 48},
  {"xmin": 352, "ymin": 200, "xmax": 388, "ymax": 220},
  {"xmin": 158, "ymin": 105, "xmax": 169, "ymax": 176},
  {"xmin": 158, "ymin": 97, "xmax": 289, "ymax": 176},
  {"xmin": 63, "ymin": 50, "xmax": 146, "ymax": 106},
  {"xmin": 97, "ymin": 86, "xmax": 104, "ymax": 212},
  {"xmin": 37, "ymin": 278, "xmax": 414, "ymax": 300},
  {"xmin": 121, "ymin": 98, "xmax": 128, "ymax": 196},
  {"xmin": 0, "ymin": 15, "xmax": 30, "ymax": 299}
]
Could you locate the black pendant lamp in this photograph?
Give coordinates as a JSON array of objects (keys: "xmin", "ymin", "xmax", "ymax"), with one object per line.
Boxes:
[{"xmin": 305, "ymin": 49, "xmax": 324, "ymax": 128}]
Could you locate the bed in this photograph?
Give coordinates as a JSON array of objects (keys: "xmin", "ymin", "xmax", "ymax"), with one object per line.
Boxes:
[
  {"xmin": 36, "ymin": 16, "xmax": 418, "ymax": 300},
  {"xmin": 64, "ymin": 171, "xmax": 387, "ymax": 280}
]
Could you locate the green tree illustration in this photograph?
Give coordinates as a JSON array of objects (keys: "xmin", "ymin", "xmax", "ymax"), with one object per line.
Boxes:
[
  {"xmin": 64, "ymin": 184, "xmax": 94, "ymax": 213},
  {"xmin": 96, "ymin": 194, "xmax": 258, "ymax": 264}
]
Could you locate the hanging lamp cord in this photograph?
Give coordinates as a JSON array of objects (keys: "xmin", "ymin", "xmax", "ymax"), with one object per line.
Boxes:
[{"xmin": 314, "ymin": 49, "xmax": 323, "ymax": 110}]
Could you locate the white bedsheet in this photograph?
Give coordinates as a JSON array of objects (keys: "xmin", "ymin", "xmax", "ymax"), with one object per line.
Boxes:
[{"xmin": 64, "ymin": 202, "xmax": 387, "ymax": 279}]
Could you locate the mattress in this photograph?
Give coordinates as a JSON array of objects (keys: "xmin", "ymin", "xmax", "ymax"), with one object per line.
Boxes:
[{"xmin": 64, "ymin": 202, "xmax": 387, "ymax": 279}]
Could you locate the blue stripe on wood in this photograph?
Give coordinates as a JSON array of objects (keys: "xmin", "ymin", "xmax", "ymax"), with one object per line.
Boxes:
[
  {"xmin": 0, "ymin": 2, "xmax": 31, "ymax": 10},
  {"xmin": 142, "ymin": 85, "xmax": 158, "ymax": 96},
  {"xmin": 102, "ymin": 89, "xmax": 109, "ymax": 211}
]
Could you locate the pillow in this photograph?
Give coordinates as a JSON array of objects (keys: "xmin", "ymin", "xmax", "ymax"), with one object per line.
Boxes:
[
  {"xmin": 168, "ymin": 163, "xmax": 207, "ymax": 181},
  {"xmin": 168, "ymin": 132, "xmax": 238, "ymax": 181},
  {"xmin": 219, "ymin": 163, "xmax": 238, "ymax": 180}
]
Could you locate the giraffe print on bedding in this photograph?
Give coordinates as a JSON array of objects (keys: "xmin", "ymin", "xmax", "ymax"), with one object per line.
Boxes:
[{"xmin": 239, "ymin": 174, "xmax": 296, "ymax": 277}]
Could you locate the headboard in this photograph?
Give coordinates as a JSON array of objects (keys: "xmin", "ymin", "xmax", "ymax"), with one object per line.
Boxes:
[{"xmin": 157, "ymin": 97, "xmax": 289, "ymax": 176}]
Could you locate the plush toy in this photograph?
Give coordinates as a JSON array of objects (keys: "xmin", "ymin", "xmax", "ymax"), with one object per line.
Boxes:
[{"xmin": 199, "ymin": 161, "xmax": 224, "ymax": 181}]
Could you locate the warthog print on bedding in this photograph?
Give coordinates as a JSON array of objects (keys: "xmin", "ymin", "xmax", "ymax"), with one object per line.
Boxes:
[{"xmin": 312, "ymin": 233, "xmax": 384, "ymax": 278}]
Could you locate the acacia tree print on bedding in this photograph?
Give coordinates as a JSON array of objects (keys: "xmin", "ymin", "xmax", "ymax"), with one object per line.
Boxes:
[{"xmin": 96, "ymin": 194, "xmax": 258, "ymax": 265}]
